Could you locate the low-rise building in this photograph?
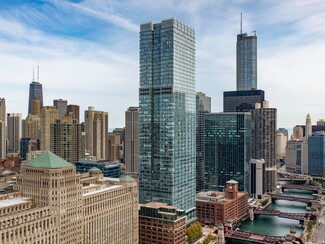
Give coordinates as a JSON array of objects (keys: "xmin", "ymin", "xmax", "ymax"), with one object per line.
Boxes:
[
  {"xmin": 139, "ymin": 202, "xmax": 186, "ymax": 244},
  {"xmin": 196, "ymin": 180, "xmax": 248, "ymax": 226},
  {"xmin": 75, "ymin": 157, "xmax": 121, "ymax": 178},
  {"xmin": 0, "ymin": 151, "xmax": 138, "ymax": 244}
]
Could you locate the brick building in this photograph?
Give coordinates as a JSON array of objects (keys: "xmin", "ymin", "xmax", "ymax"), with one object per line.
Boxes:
[{"xmin": 196, "ymin": 180, "xmax": 248, "ymax": 226}]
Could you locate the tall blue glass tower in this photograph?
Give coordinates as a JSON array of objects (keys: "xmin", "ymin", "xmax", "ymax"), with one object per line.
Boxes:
[
  {"xmin": 236, "ymin": 32, "xmax": 257, "ymax": 91},
  {"xmin": 139, "ymin": 18, "xmax": 196, "ymax": 223}
]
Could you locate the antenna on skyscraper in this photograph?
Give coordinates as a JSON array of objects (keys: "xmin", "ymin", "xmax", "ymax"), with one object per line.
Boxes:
[
  {"xmin": 32, "ymin": 66, "xmax": 35, "ymax": 81},
  {"xmin": 240, "ymin": 13, "xmax": 243, "ymax": 35},
  {"xmin": 37, "ymin": 65, "xmax": 39, "ymax": 83}
]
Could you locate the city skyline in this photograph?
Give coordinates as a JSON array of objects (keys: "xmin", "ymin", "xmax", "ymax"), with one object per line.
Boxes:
[{"xmin": 1, "ymin": 1, "xmax": 325, "ymax": 129}]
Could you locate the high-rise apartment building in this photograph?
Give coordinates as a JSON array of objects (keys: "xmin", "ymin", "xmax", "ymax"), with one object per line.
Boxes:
[
  {"xmin": 0, "ymin": 121, "xmax": 5, "ymax": 159},
  {"xmin": 108, "ymin": 132, "xmax": 121, "ymax": 162},
  {"xmin": 51, "ymin": 116, "xmax": 82, "ymax": 163},
  {"xmin": 205, "ymin": 113, "xmax": 251, "ymax": 192},
  {"xmin": 0, "ymin": 98, "xmax": 5, "ymax": 123},
  {"xmin": 251, "ymin": 102, "xmax": 277, "ymax": 192},
  {"xmin": 125, "ymin": 107, "xmax": 139, "ymax": 176},
  {"xmin": 84, "ymin": 106, "xmax": 108, "ymax": 160},
  {"xmin": 276, "ymin": 130, "xmax": 287, "ymax": 159},
  {"xmin": 250, "ymin": 159, "xmax": 265, "ymax": 199},
  {"xmin": 40, "ymin": 106, "xmax": 59, "ymax": 151},
  {"xmin": 308, "ymin": 132, "xmax": 325, "ymax": 177},
  {"xmin": 236, "ymin": 28, "xmax": 257, "ymax": 91},
  {"xmin": 0, "ymin": 98, "xmax": 6, "ymax": 159},
  {"xmin": 196, "ymin": 92, "xmax": 211, "ymax": 192},
  {"xmin": 286, "ymin": 139, "xmax": 308, "ymax": 174},
  {"xmin": 139, "ymin": 18, "xmax": 196, "ymax": 223},
  {"xmin": 67, "ymin": 104, "xmax": 80, "ymax": 122},
  {"xmin": 28, "ymin": 75, "xmax": 43, "ymax": 114},
  {"xmin": 22, "ymin": 114, "xmax": 40, "ymax": 142},
  {"xmin": 53, "ymin": 99, "xmax": 68, "ymax": 119},
  {"xmin": 7, "ymin": 113, "xmax": 22, "ymax": 153}
]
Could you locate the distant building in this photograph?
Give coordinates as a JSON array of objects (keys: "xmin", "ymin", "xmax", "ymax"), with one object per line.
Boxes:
[
  {"xmin": 286, "ymin": 139, "xmax": 308, "ymax": 174},
  {"xmin": 251, "ymin": 102, "xmax": 277, "ymax": 192},
  {"xmin": 250, "ymin": 159, "xmax": 265, "ymax": 199},
  {"xmin": 32, "ymin": 99, "xmax": 41, "ymax": 116},
  {"xmin": 292, "ymin": 126, "xmax": 304, "ymax": 140},
  {"xmin": 223, "ymin": 90, "xmax": 264, "ymax": 112},
  {"xmin": 84, "ymin": 106, "xmax": 108, "ymax": 160},
  {"xmin": 7, "ymin": 113, "xmax": 22, "ymax": 154},
  {"xmin": 196, "ymin": 92, "xmax": 211, "ymax": 192},
  {"xmin": 236, "ymin": 30, "xmax": 257, "ymax": 91},
  {"xmin": 113, "ymin": 128, "xmax": 125, "ymax": 162},
  {"xmin": 53, "ymin": 99, "xmax": 68, "ymax": 119},
  {"xmin": 205, "ymin": 112, "xmax": 251, "ymax": 192},
  {"xmin": 20, "ymin": 137, "xmax": 30, "ymax": 160},
  {"xmin": 67, "ymin": 104, "xmax": 80, "ymax": 123},
  {"xmin": 22, "ymin": 114, "xmax": 40, "ymax": 144},
  {"xmin": 305, "ymin": 114, "xmax": 312, "ymax": 140},
  {"xmin": 0, "ymin": 99, "xmax": 5, "ymax": 159},
  {"xmin": 0, "ymin": 151, "xmax": 138, "ymax": 243},
  {"xmin": 196, "ymin": 180, "xmax": 248, "ymax": 226},
  {"xmin": 75, "ymin": 157, "xmax": 121, "ymax": 178},
  {"xmin": 276, "ymin": 130, "xmax": 287, "ymax": 159},
  {"xmin": 125, "ymin": 107, "xmax": 139, "ymax": 176},
  {"xmin": 28, "ymin": 75, "xmax": 43, "ymax": 114},
  {"xmin": 40, "ymin": 106, "xmax": 59, "ymax": 151},
  {"xmin": 308, "ymin": 132, "xmax": 325, "ymax": 177},
  {"xmin": 108, "ymin": 132, "xmax": 121, "ymax": 162},
  {"xmin": 0, "ymin": 98, "xmax": 6, "ymax": 124},
  {"xmin": 139, "ymin": 202, "xmax": 186, "ymax": 244},
  {"xmin": 50, "ymin": 116, "xmax": 82, "ymax": 163}
]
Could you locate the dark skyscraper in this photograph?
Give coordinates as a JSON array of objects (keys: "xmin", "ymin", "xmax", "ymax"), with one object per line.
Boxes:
[
  {"xmin": 223, "ymin": 90, "xmax": 264, "ymax": 112},
  {"xmin": 139, "ymin": 18, "xmax": 196, "ymax": 223},
  {"xmin": 205, "ymin": 113, "xmax": 251, "ymax": 192},
  {"xmin": 196, "ymin": 92, "xmax": 211, "ymax": 192},
  {"xmin": 236, "ymin": 17, "xmax": 257, "ymax": 91},
  {"xmin": 28, "ymin": 67, "xmax": 43, "ymax": 114}
]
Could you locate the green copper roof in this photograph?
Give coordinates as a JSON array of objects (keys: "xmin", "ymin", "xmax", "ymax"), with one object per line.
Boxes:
[
  {"xmin": 121, "ymin": 175, "xmax": 135, "ymax": 181},
  {"xmin": 88, "ymin": 167, "xmax": 102, "ymax": 172},
  {"xmin": 24, "ymin": 151, "xmax": 74, "ymax": 169},
  {"xmin": 226, "ymin": 179, "xmax": 238, "ymax": 184}
]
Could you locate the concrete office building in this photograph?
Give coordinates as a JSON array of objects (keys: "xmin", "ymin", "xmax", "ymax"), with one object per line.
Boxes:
[
  {"xmin": 196, "ymin": 92, "xmax": 211, "ymax": 193},
  {"xmin": 0, "ymin": 151, "xmax": 138, "ymax": 243},
  {"xmin": 0, "ymin": 98, "xmax": 6, "ymax": 159},
  {"xmin": 84, "ymin": 107, "xmax": 108, "ymax": 160},
  {"xmin": 139, "ymin": 18, "xmax": 196, "ymax": 223},
  {"xmin": 292, "ymin": 126, "xmax": 304, "ymax": 140},
  {"xmin": 7, "ymin": 113, "xmax": 22, "ymax": 154},
  {"xmin": 308, "ymin": 132, "xmax": 325, "ymax": 177},
  {"xmin": 53, "ymin": 99, "xmax": 68, "ymax": 119},
  {"xmin": 196, "ymin": 180, "xmax": 248, "ymax": 226},
  {"xmin": 276, "ymin": 130, "xmax": 287, "ymax": 160},
  {"xmin": 50, "ymin": 116, "xmax": 82, "ymax": 163},
  {"xmin": 108, "ymin": 132, "xmax": 121, "ymax": 162},
  {"xmin": 236, "ymin": 23, "xmax": 257, "ymax": 91},
  {"xmin": 139, "ymin": 202, "xmax": 186, "ymax": 244},
  {"xmin": 251, "ymin": 102, "xmax": 277, "ymax": 192},
  {"xmin": 125, "ymin": 107, "xmax": 139, "ymax": 176},
  {"xmin": 22, "ymin": 114, "xmax": 40, "ymax": 143},
  {"xmin": 286, "ymin": 139, "xmax": 308, "ymax": 174},
  {"xmin": 40, "ymin": 106, "xmax": 59, "ymax": 151},
  {"xmin": 250, "ymin": 159, "xmax": 265, "ymax": 199},
  {"xmin": 205, "ymin": 113, "xmax": 251, "ymax": 192},
  {"xmin": 223, "ymin": 90, "xmax": 265, "ymax": 112}
]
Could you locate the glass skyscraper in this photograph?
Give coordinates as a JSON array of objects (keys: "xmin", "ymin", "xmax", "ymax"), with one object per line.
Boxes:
[
  {"xmin": 139, "ymin": 18, "xmax": 196, "ymax": 223},
  {"xmin": 205, "ymin": 113, "xmax": 251, "ymax": 192},
  {"xmin": 236, "ymin": 33, "xmax": 257, "ymax": 91},
  {"xmin": 28, "ymin": 81, "xmax": 43, "ymax": 114},
  {"xmin": 308, "ymin": 132, "xmax": 325, "ymax": 177}
]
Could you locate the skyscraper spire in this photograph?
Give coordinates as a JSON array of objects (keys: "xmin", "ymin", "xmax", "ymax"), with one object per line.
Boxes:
[
  {"xmin": 240, "ymin": 12, "xmax": 243, "ymax": 35},
  {"xmin": 32, "ymin": 66, "xmax": 35, "ymax": 81},
  {"xmin": 37, "ymin": 65, "xmax": 39, "ymax": 83}
]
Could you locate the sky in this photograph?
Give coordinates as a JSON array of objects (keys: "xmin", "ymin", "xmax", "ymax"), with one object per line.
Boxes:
[{"xmin": 1, "ymin": 0, "xmax": 325, "ymax": 130}]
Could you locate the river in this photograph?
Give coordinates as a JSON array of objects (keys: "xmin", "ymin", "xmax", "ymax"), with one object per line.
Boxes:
[{"xmin": 231, "ymin": 187, "xmax": 314, "ymax": 243}]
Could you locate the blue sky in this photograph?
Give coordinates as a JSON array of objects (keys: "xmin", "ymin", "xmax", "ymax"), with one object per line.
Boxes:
[{"xmin": 1, "ymin": 0, "xmax": 325, "ymax": 129}]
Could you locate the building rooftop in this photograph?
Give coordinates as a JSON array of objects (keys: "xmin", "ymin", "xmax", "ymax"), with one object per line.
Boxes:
[
  {"xmin": 0, "ymin": 197, "xmax": 31, "ymax": 209},
  {"xmin": 143, "ymin": 202, "xmax": 177, "ymax": 210},
  {"xmin": 88, "ymin": 167, "xmax": 102, "ymax": 173},
  {"xmin": 226, "ymin": 179, "xmax": 238, "ymax": 184},
  {"xmin": 120, "ymin": 175, "xmax": 135, "ymax": 181},
  {"xmin": 83, "ymin": 185, "xmax": 122, "ymax": 197},
  {"xmin": 24, "ymin": 151, "xmax": 74, "ymax": 169}
]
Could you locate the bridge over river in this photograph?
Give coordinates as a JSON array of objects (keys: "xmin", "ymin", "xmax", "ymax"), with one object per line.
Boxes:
[
  {"xmin": 269, "ymin": 193, "xmax": 315, "ymax": 205},
  {"xmin": 254, "ymin": 209, "xmax": 316, "ymax": 223}
]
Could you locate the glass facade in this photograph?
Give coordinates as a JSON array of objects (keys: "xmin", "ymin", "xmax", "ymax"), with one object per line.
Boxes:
[
  {"xmin": 204, "ymin": 113, "xmax": 251, "ymax": 192},
  {"xmin": 75, "ymin": 160, "xmax": 121, "ymax": 178},
  {"xmin": 308, "ymin": 133, "xmax": 325, "ymax": 177},
  {"xmin": 223, "ymin": 90, "xmax": 264, "ymax": 112},
  {"xmin": 28, "ymin": 81, "xmax": 43, "ymax": 114},
  {"xmin": 139, "ymin": 18, "xmax": 196, "ymax": 223},
  {"xmin": 236, "ymin": 33, "xmax": 257, "ymax": 91}
]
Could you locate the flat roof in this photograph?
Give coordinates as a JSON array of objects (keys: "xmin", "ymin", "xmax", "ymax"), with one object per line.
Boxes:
[
  {"xmin": 0, "ymin": 197, "xmax": 31, "ymax": 209},
  {"xmin": 83, "ymin": 185, "xmax": 122, "ymax": 197}
]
